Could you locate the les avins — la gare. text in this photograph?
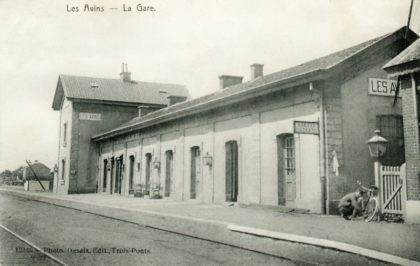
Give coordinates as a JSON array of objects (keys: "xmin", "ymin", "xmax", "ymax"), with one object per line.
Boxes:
[{"xmin": 66, "ymin": 4, "xmax": 155, "ymax": 12}]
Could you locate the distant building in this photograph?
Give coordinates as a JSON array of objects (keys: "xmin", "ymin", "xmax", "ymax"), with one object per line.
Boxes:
[
  {"xmin": 23, "ymin": 161, "xmax": 51, "ymax": 181},
  {"xmin": 89, "ymin": 27, "xmax": 416, "ymax": 213},
  {"xmin": 51, "ymin": 64, "xmax": 189, "ymax": 194},
  {"xmin": 384, "ymin": 38, "xmax": 420, "ymax": 223}
]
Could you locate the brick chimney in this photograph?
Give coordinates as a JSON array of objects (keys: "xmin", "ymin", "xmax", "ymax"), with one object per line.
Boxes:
[
  {"xmin": 219, "ymin": 75, "xmax": 243, "ymax": 89},
  {"xmin": 167, "ymin": 95, "xmax": 188, "ymax": 106},
  {"xmin": 250, "ymin": 63, "xmax": 264, "ymax": 79},
  {"xmin": 120, "ymin": 63, "xmax": 131, "ymax": 83},
  {"xmin": 138, "ymin": 105, "xmax": 151, "ymax": 117}
]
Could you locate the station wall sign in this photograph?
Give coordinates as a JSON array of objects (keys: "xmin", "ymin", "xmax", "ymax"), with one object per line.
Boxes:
[
  {"xmin": 79, "ymin": 112, "xmax": 101, "ymax": 121},
  {"xmin": 368, "ymin": 78, "xmax": 400, "ymax": 97},
  {"xmin": 294, "ymin": 121, "xmax": 319, "ymax": 135}
]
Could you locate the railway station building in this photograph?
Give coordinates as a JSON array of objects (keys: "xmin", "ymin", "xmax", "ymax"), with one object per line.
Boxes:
[
  {"xmin": 51, "ymin": 65, "xmax": 190, "ymax": 194},
  {"xmin": 53, "ymin": 27, "xmax": 417, "ymax": 214}
]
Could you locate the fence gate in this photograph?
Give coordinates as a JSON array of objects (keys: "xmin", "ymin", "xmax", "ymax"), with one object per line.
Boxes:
[{"xmin": 379, "ymin": 163, "xmax": 407, "ymax": 220}]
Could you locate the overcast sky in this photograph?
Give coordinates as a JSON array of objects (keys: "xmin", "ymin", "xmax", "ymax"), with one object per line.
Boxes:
[{"xmin": 0, "ymin": 0, "xmax": 419, "ymax": 172}]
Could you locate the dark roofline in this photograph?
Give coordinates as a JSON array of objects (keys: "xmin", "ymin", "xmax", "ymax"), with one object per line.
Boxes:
[
  {"xmin": 51, "ymin": 74, "xmax": 188, "ymax": 110},
  {"xmin": 91, "ymin": 26, "xmax": 417, "ymax": 141},
  {"xmin": 92, "ymin": 69, "xmax": 325, "ymax": 141},
  {"xmin": 67, "ymin": 97, "xmax": 167, "ymax": 108}
]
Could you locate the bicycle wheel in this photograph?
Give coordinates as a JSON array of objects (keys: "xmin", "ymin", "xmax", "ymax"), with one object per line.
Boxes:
[{"xmin": 364, "ymin": 197, "xmax": 379, "ymax": 222}]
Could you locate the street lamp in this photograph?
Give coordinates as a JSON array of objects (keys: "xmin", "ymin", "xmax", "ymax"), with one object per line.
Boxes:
[
  {"xmin": 367, "ymin": 130, "xmax": 388, "ymax": 158},
  {"xmin": 202, "ymin": 152, "xmax": 213, "ymax": 167},
  {"xmin": 366, "ymin": 130, "xmax": 388, "ymax": 187},
  {"xmin": 152, "ymin": 157, "xmax": 160, "ymax": 170}
]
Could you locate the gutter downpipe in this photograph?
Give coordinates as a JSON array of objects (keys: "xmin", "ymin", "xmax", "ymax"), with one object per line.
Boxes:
[{"xmin": 319, "ymin": 85, "xmax": 330, "ymax": 215}]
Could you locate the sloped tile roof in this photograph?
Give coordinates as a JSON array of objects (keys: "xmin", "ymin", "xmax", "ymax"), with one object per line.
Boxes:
[
  {"xmin": 52, "ymin": 75, "xmax": 189, "ymax": 109},
  {"xmin": 383, "ymin": 38, "xmax": 420, "ymax": 76},
  {"xmin": 93, "ymin": 27, "xmax": 414, "ymax": 141}
]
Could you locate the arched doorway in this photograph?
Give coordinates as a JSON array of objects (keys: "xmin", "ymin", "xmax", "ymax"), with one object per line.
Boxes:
[
  {"xmin": 190, "ymin": 146, "xmax": 201, "ymax": 199},
  {"xmin": 165, "ymin": 150, "xmax": 174, "ymax": 197},
  {"xmin": 128, "ymin": 156, "xmax": 135, "ymax": 194},
  {"xmin": 114, "ymin": 155, "xmax": 123, "ymax": 195},
  {"xmin": 145, "ymin": 153, "xmax": 152, "ymax": 195},
  {"xmin": 277, "ymin": 134, "xmax": 296, "ymax": 205},
  {"xmin": 102, "ymin": 159, "xmax": 107, "ymax": 192},
  {"xmin": 225, "ymin": 141, "xmax": 238, "ymax": 202}
]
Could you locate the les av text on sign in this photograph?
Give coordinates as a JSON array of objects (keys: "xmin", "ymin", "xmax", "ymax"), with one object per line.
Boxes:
[{"xmin": 368, "ymin": 78, "xmax": 400, "ymax": 97}]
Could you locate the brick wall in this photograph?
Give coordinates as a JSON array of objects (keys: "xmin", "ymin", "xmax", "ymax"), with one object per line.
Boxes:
[
  {"xmin": 68, "ymin": 102, "xmax": 140, "ymax": 194},
  {"xmin": 401, "ymin": 74, "xmax": 420, "ymax": 201},
  {"xmin": 325, "ymin": 41, "xmax": 405, "ymax": 214}
]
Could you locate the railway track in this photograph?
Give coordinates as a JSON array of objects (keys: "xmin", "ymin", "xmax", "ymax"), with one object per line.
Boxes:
[
  {"xmin": 0, "ymin": 191, "xmax": 395, "ymax": 266},
  {"xmin": 0, "ymin": 224, "xmax": 67, "ymax": 266}
]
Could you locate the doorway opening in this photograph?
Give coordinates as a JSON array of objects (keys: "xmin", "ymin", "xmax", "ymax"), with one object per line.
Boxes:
[
  {"xmin": 225, "ymin": 141, "xmax": 238, "ymax": 202},
  {"xmin": 102, "ymin": 159, "xmax": 107, "ymax": 192},
  {"xmin": 165, "ymin": 150, "xmax": 174, "ymax": 197},
  {"xmin": 190, "ymin": 147, "xmax": 201, "ymax": 199},
  {"xmin": 145, "ymin": 153, "xmax": 152, "ymax": 195},
  {"xmin": 128, "ymin": 156, "xmax": 135, "ymax": 194},
  {"xmin": 277, "ymin": 134, "xmax": 296, "ymax": 205},
  {"xmin": 114, "ymin": 155, "xmax": 123, "ymax": 194}
]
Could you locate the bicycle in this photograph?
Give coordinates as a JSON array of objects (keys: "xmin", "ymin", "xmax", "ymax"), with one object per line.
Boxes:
[{"xmin": 356, "ymin": 180, "xmax": 380, "ymax": 222}]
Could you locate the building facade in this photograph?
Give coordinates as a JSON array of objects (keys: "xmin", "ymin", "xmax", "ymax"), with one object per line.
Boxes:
[
  {"xmin": 384, "ymin": 38, "xmax": 420, "ymax": 223},
  {"xmin": 51, "ymin": 67, "xmax": 189, "ymax": 194},
  {"xmin": 90, "ymin": 27, "xmax": 417, "ymax": 213}
]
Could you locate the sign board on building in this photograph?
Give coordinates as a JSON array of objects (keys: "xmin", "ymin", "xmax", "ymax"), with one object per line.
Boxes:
[
  {"xmin": 368, "ymin": 78, "xmax": 400, "ymax": 97},
  {"xmin": 79, "ymin": 113, "xmax": 101, "ymax": 121},
  {"xmin": 294, "ymin": 121, "xmax": 319, "ymax": 135}
]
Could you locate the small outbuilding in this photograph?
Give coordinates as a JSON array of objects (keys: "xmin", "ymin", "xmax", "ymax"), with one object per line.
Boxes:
[{"xmin": 23, "ymin": 161, "xmax": 52, "ymax": 191}]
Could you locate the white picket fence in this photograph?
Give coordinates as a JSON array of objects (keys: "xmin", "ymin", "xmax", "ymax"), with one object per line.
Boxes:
[{"xmin": 379, "ymin": 163, "xmax": 407, "ymax": 219}]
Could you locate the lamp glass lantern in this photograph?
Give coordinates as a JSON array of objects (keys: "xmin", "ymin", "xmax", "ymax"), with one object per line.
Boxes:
[
  {"xmin": 366, "ymin": 130, "xmax": 388, "ymax": 158},
  {"xmin": 203, "ymin": 152, "xmax": 213, "ymax": 167},
  {"xmin": 152, "ymin": 157, "xmax": 160, "ymax": 169}
]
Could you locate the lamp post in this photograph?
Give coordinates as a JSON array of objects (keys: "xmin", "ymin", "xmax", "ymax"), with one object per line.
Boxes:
[{"xmin": 366, "ymin": 130, "xmax": 388, "ymax": 220}]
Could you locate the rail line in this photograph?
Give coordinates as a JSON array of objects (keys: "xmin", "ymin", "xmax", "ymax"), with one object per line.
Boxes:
[
  {"xmin": 1, "ymin": 192, "xmax": 312, "ymax": 266},
  {"xmin": 0, "ymin": 224, "xmax": 68, "ymax": 266},
  {"xmin": 1, "ymin": 190, "xmax": 396, "ymax": 266}
]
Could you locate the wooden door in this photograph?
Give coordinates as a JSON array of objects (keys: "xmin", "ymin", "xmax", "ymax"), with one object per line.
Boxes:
[
  {"xmin": 145, "ymin": 153, "xmax": 152, "ymax": 195},
  {"xmin": 115, "ymin": 156, "xmax": 123, "ymax": 194},
  {"xmin": 190, "ymin": 147, "xmax": 200, "ymax": 199},
  {"xmin": 284, "ymin": 136, "xmax": 296, "ymax": 202},
  {"xmin": 225, "ymin": 141, "xmax": 238, "ymax": 202},
  {"xmin": 102, "ymin": 159, "xmax": 107, "ymax": 192},
  {"xmin": 277, "ymin": 135, "xmax": 296, "ymax": 205},
  {"xmin": 128, "ymin": 156, "xmax": 134, "ymax": 193},
  {"xmin": 110, "ymin": 158, "xmax": 114, "ymax": 195},
  {"xmin": 165, "ymin": 151, "xmax": 173, "ymax": 197}
]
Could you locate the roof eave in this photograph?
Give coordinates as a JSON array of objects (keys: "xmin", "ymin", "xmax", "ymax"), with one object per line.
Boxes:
[
  {"xmin": 384, "ymin": 59, "xmax": 420, "ymax": 76},
  {"xmin": 92, "ymin": 69, "xmax": 326, "ymax": 142},
  {"xmin": 68, "ymin": 97, "xmax": 167, "ymax": 108}
]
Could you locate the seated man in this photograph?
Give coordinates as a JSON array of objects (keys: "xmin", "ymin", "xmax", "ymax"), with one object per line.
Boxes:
[{"xmin": 338, "ymin": 189, "xmax": 364, "ymax": 220}]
